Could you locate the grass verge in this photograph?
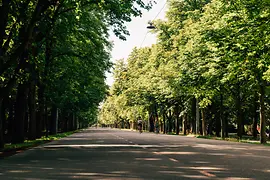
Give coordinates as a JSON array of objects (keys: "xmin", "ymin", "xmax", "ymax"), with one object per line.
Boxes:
[
  {"xmin": 0, "ymin": 130, "xmax": 79, "ymax": 158},
  {"xmin": 196, "ymin": 135, "xmax": 270, "ymax": 146}
]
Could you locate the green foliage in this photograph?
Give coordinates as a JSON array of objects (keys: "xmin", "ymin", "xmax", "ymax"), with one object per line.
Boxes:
[{"xmin": 100, "ymin": 0, "xmax": 270, "ymax": 144}]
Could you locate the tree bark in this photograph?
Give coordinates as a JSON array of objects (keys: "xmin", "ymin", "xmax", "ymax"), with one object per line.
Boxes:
[
  {"xmin": 148, "ymin": 110, "xmax": 154, "ymax": 132},
  {"xmin": 50, "ymin": 106, "xmax": 58, "ymax": 135},
  {"xmin": 175, "ymin": 106, "xmax": 180, "ymax": 135},
  {"xmin": 214, "ymin": 104, "xmax": 221, "ymax": 137},
  {"xmin": 201, "ymin": 108, "xmax": 206, "ymax": 136},
  {"xmin": 252, "ymin": 93, "xmax": 259, "ymax": 139},
  {"xmin": 12, "ymin": 83, "xmax": 28, "ymax": 144},
  {"xmin": 195, "ymin": 98, "xmax": 200, "ymax": 134},
  {"xmin": 220, "ymin": 92, "xmax": 225, "ymax": 139},
  {"xmin": 36, "ymin": 82, "xmax": 44, "ymax": 138},
  {"xmin": 0, "ymin": 99, "xmax": 4, "ymax": 148},
  {"xmin": 236, "ymin": 86, "xmax": 243, "ymax": 139},
  {"xmin": 28, "ymin": 74, "xmax": 37, "ymax": 140},
  {"xmin": 259, "ymin": 83, "xmax": 267, "ymax": 144},
  {"xmin": 182, "ymin": 113, "xmax": 187, "ymax": 135},
  {"xmin": 163, "ymin": 111, "xmax": 166, "ymax": 134}
]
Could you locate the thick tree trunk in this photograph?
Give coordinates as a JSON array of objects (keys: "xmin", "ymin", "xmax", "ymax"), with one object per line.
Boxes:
[
  {"xmin": 0, "ymin": 99, "xmax": 4, "ymax": 148},
  {"xmin": 259, "ymin": 84, "xmax": 267, "ymax": 144},
  {"xmin": 12, "ymin": 83, "xmax": 28, "ymax": 144},
  {"xmin": 37, "ymin": 83, "xmax": 45, "ymax": 138},
  {"xmin": 252, "ymin": 94, "xmax": 259, "ymax": 139},
  {"xmin": 236, "ymin": 87, "xmax": 243, "ymax": 139},
  {"xmin": 50, "ymin": 106, "xmax": 58, "ymax": 135},
  {"xmin": 148, "ymin": 110, "xmax": 154, "ymax": 132},
  {"xmin": 201, "ymin": 108, "xmax": 206, "ymax": 136},
  {"xmin": 28, "ymin": 79, "xmax": 37, "ymax": 140},
  {"xmin": 24, "ymin": 107, "xmax": 29, "ymax": 137}
]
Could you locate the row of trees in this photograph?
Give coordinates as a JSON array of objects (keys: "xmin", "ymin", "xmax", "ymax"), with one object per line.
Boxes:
[
  {"xmin": 0, "ymin": 0, "xmax": 153, "ymax": 148},
  {"xmin": 100, "ymin": 0, "xmax": 270, "ymax": 143}
]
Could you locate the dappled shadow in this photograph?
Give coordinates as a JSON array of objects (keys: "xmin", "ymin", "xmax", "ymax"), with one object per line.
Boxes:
[
  {"xmin": 0, "ymin": 145, "xmax": 269, "ymax": 179},
  {"xmin": 1, "ymin": 128, "xmax": 270, "ymax": 179}
]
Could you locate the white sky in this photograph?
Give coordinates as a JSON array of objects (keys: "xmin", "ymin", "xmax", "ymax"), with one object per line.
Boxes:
[{"xmin": 106, "ymin": 0, "xmax": 167, "ymax": 86}]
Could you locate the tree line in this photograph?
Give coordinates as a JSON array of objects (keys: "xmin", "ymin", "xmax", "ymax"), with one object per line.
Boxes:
[
  {"xmin": 0, "ymin": 0, "xmax": 153, "ymax": 148},
  {"xmin": 99, "ymin": 0, "xmax": 270, "ymax": 144}
]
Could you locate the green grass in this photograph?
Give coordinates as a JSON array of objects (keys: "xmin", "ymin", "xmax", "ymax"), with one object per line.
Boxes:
[
  {"xmin": 196, "ymin": 135, "xmax": 270, "ymax": 146},
  {"xmin": 1, "ymin": 130, "xmax": 79, "ymax": 152}
]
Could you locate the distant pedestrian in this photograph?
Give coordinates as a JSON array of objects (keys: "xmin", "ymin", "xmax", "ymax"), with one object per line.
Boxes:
[{"xmin": 137, "ymin": 117, "xmax": 143, "ymax": 133}]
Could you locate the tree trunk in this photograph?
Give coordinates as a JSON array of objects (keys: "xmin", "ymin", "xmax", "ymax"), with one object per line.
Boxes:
[
  {"xmin": 0, "ymin": 99, "xmax": 4, "ymax": 148},
  {"xmin": 28, "ymin": 79, "xmax": 37, "ymax": 140},
  {"xmin": 175, "ymin": 107, "xmax": 180, "ymax": 135},
  {"xmin": 191, "ymin": 98, "xmax": 196, "ymax": 134},
  {"xmin": 214, "ymin": 104, "xmax": 221, "ymax": 137},
  {"xmin": 236, "ymin": 86, "xmax": 243, "ymax": 139},
  {"xmin": 148, "ymin": 110, "xmax": 154, "ymax": 132},
  {"xmin": 167, "ymin": 110, "xmax": 173, "ymax": 133},
  {"xmin": 195, "ymin": 98, "xmax": 200, "ymax": 134},
  {"xmin": 252, "ymin": 94, "xmax": 259, "ymax": 139},
  {"xmin": 182, "ymin": 113, "xmax": 187, "ymax": 135},
  {"xmin": 163, "ymin": 111, "xmax": 166, "ymax": 134},
  {"xmin": 259, "ymin": 83, "xmax": 267, "ymax": 144},
  {"xmin": 12, "ymin": 83, "xmax": 28, "ymax": 144},
  {"xmin": 50, "ymin": 106, "xmax": 58, "ymax": 135},
  {"xmin": 224, "ymin": 112, "xmax": 229, "ymax": 137},
  {"xmin": 220, "ymin": 92, "xmax": 225, "ymax": 139},
  {"xmin": 24, "ymin": 107, "xmax": 29, "ymax": 137},
  {"xmin": 37, "ymin": 82, "xmax": 45, "ymax": 138},
  {"xmin": 201, "ymin": 108, "xmax": 206, "ymax": 136}
]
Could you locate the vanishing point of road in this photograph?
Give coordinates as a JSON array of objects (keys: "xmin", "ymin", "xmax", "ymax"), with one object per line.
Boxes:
[{"xmin": 0, "ymin": 128, "xmax": 270, "ymax": 179}]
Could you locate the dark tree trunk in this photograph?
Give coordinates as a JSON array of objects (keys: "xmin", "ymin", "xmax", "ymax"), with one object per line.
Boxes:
[
  {"xmin": 224, "ymin": 112, "xmax": 229, "ymax": 137},
  {"xmin": 148, "ymin": 110, "xmax": 154, "ymax": 132},
  {"xmin": 45, "ymin": 104, "xmax": 48, "ymax": 137},
  {"xmin": 214, "ymin": 104, "xmax": 221, "ymax": 137},
  {"xmin": 195, "ymin": 98, "xmax": 200, "ymax": 134},
  {"xmin": 259, "ymin": 83, "xmax": 267, "ymax": 144},
  {"xmin": 191, "ymin": 98, "xmax": 196, "ymax": 134},
  {"xmin": 0, "ymin": 99, "xmax": 4, "ymax": 148},
  {"xmin": 50, "ymin": 106, "xmax": 58, "ymax": 135},
  {"xmin": 182, "ymin": 113, "xmax": 187, "ymax": 135},
  {"xmin": 201, "ymin": 108, "xmax": 206, "ymax": 136},
  {"xmin": 24, "ymin": 107, "xmax": 29, "ymax": 137},
  {"xmin": 220, "ymin": 92, "xmax": 225, "ymax": 138},
  {"xmin": 28, "ymin": 79, "xmax": 37, "ymax": 140},
  {"xmin": 12, "ymin": 83, "xmax": 28, "ymax": 144},
  {"xmin": 37, "ymin": 82, "xmax": 44, "ymax": 138},
  {"xmin": 175, "ymin": 112, "xmax": 180, "ymax": 135},
  {"xmin": 236, "ymin": 86, "xmax": 243, "ymax": 139},
  {"xmin": 252, "ymin": 93, "xmax": 259, "ymax": 139},
  {"xmin": 167, "ymin": 110, "xmax": 173, "ymax": 133},
  {"xmin": 163, "ymin": 111, "xmax": 166, "ymax": 134},
  {"xmin": 6, "ymin": 101, "xmax": 14, "ymax": 143}
]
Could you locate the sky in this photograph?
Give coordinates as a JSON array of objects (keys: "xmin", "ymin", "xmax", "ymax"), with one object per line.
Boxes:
[{"xmin": 106, "ymin": 0, "xmax": 167, "ymax": 86}]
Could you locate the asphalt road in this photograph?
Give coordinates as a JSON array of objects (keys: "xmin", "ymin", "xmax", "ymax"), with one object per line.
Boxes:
[{"xmin": 0, "ymin": 128, "xmax": 270, "ymax": 180}]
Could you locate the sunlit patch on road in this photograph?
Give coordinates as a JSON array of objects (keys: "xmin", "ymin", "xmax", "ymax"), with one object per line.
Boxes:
[{"xmin": 135, "ymin": 158, "xmax": 162, "ymax": 161}]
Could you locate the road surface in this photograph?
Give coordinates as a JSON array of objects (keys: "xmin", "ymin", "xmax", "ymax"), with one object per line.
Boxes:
[{"xmin": 0, "ymin": 128, "xmax": 270, "ymax": 179}]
